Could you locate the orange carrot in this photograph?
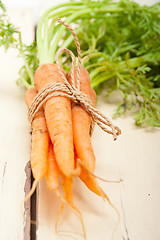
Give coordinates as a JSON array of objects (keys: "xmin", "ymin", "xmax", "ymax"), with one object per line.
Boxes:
[
  {"xmin": 69, "ymin": 67, "xmax": 120, "ymax": 238},
  {"xmin": 68, "ymin": 66, "xmax": 96, "ymax": 173},
  {"xmin": 62, "ymin": 176, "xmax": 74, "ymax": 206},
  {"xmin": 24, "ymin": 87, "xmax": 49, "ymax": 200},
  {"xmin": 46, "ymin": 141, "xmax": 59, "ymax": 193},
  {"xmin": 68, "ymin": 66, "xmax": 115, "ymax": 195},
  {"xmin": 68, "ymin": 66, "xmax": 101, "ymax": 195},
  {"xmin": 68, "ymin": 66, "xmax": 108, "ymax": 201},
  {"xmin": 34, "ymin": 63, "xmax": 75, "ymax": 178}
]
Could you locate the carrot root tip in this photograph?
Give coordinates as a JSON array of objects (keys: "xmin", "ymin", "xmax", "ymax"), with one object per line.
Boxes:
[
  {"xmin": 23, "ymin": 177, "xmax": 40, "ymax": 203},
  {"xmin": 55, "ymin": 201, "xmax": 65, "ymax": 234},
  {"xmin": 71, "ymin": 163, "xmax": 81, "ymax": 177},
  {"xmin": 77, "ymin": 158, "xmax": 122, "ymax": 183}
]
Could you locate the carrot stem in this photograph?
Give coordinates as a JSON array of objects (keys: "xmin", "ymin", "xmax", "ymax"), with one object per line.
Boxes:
[
  {"xmin": 60, "ymin": 28, "xmax": 81, "ymax": 49},
  {"xmin": 36, "ymin": 2, "xmax": 83, "ymax": 64},
  {"xmin": 18, "ymin": 33, "xmax": 34, "ymax": 85},
  {"xmin": 18, "ymin": 72, "xmax": 31, "ymax": 89},
  {"xmin": 48, "ymin": 8, "xmax": 91, "ymax": 62},
  {"xmin": 44, "ymin": 16, "xmax": 49, "ymax": 60}
]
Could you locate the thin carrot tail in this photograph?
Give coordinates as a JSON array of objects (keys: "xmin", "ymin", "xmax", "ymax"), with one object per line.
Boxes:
[
  {"xmin": 55, "ymin": 199, "xmax": 65, "ymax": 234},
  {"xmin": 77, "ymin": 158, "xmax": 122, "ymax": 183},
  {"xmin": 55, "ymin": 176, "xmax": 86, "ymax": 239},
  {"xmin": 82, "ymin": 178, "xmax": 120, "ymax": 240},
  {"xmin": 55, "ymin": 200, "xmax": 86, "ymax": 239},
  {"xmin": 24, "ymin": 177, "xmax": 39, "ymax": 203},
  {"xmin": 93, "ymin": 185, "xmax": 120, "ymax": 240},
  {"xmin": 56, "ymin": 175, "xmax": 86, "ymax": 239},
  {"xmin": 103, "ymin": 191, "xmax": 120, "ymax": 240},
  {"xmin": 55, "ymin": 199, "xmax": 86, "ymax": 240},
  {"xmin": 80, "ymin": 168, "xmax": 120, "ymax": 240},
  {"xmin": 21, "ymin": 177, "xmax": 40, "ymax": 222},
  {"xmin": 67, "ymin": 202, "xmax": 86, "ymax": 240}
]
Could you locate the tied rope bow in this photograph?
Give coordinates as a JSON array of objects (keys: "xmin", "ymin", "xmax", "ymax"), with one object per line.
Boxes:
[{"xmin": 28, "ymin": 19, "xmax": 121, "ymax": 140}]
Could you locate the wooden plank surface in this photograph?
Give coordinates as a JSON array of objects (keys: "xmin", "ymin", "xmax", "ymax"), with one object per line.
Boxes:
[
  {"xmin": 93, "ymin": 96, "xmax": 160, "ymax": 240},
  {"xmin": 37, "ymin": 93, "xmax": 160, "ymax": 240},
  {"xmin": 0, "ymin": 8, "xmax": 34, "ymax": 240}
]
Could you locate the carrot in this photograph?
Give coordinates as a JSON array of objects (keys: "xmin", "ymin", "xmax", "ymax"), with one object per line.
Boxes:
[
  {"xmin": 46, "ymin": 141, "xmax": 59, "ymax": 193},
  {"xmin": 24, "ymin": 87, "xmax": 49, "ymax": 201},
  {"xmin": 68, "ymin": 66, "xmax": 96, "ymax": 173},
  {"xmin": 62, "ymin": 176, "xmax": 75, "ymax": 206},
  {"xmin": 68, "ymin": 67, "xmax": 120, "ymax": 238},
  {"xmin": 68, "ymin": 66, "xmax": 102, "ymax": 195},
  {"xmin": 34, "ymin": 63, "xmax": 76, "ymax": 178}
]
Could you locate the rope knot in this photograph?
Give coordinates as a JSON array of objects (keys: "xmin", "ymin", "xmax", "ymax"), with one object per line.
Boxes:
[{"xmin": 71, "ymin": 89, "xmax": 80, "ymax": 104}]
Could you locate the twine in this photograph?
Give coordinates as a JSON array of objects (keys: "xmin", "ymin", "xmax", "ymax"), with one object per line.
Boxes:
[{"xmin": 28, "ymin": 18, "xmax": 121, "ymax": 140}]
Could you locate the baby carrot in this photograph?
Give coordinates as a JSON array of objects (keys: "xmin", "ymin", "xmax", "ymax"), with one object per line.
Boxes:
[
  {"xmin": 68, "ymin": 67, "xmax": 120, "ymax": 230},
  {"xmin": 68, "ymin": 66, "xmax": 96, "ymax": 173},
  {"xmin": 24, "ymin": 87, "xmax": 49, "ymax": 200},
  {"xmin": 46, "ymin": 141, "xmax": 59, "ymax": 193}
]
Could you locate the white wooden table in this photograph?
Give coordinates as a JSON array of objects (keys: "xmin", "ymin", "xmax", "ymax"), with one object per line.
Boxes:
[{"xmin": 0, "ymin": 4, "xmax": 160, "ymax": 240}]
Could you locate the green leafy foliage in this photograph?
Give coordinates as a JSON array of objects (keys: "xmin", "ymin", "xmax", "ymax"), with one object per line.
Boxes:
[
  {"xmin": 0, "ymin": 2, "xmax": 36, "ymax": 87},
  {"xmin": 0, "ymin": 1, "xmax": 6, "ymax": 11},
  {"xmin": 0, "ymin": 3, "xmax": 19, "ymax": 50},
  {"xmin": 59, "ymin": 0, "xmax": 160, "ymax": 127},
  {"xmin": 17, "ymin": 41, "xmax": 39, "ymax": 88}
]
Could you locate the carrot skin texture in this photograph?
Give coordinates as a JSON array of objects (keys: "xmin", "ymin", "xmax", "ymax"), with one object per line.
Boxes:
[
  {"xmin": 62, "ymin": 175, "xmax": 74, "ymax": 204},
  {"xmin": 46, "ymin": 141, "xmax": 59, "ymax": 191},
  {"xmin": 68, "ymin": 66, "xmax": 96, "ymax": 173},
  {"xmin": 68, "ymin": 67, "xmax": 106, "ymax": 199},
  {"xmin": 34, "ymin": 63, "xmax": 75, "ymax": 178},
  {"xmin": 25, "ymin": 87, "xmax": 49, "ymax": 180}
]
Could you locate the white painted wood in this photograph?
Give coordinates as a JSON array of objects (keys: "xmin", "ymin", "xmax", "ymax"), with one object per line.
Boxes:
[
  {"xmin": 0, "ymin": 8, "xmax": 34, "ymax": 240},
  {"xmin": 92, "ymin": 94, "xmax": 160, "ymax": 240},
  {"xmin": 37, "ymin": 93, "xmax": 160, "ymax": 240}
]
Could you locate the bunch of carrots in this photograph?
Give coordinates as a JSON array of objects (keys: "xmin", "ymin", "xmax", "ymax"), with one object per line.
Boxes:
[
  {"xmin": 25, "ymin": 65, "xmax": 98, "ymax": 237},
  {"xmin": 23, "ymin": 19, "xmax": 121, "ymax": 239}
]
